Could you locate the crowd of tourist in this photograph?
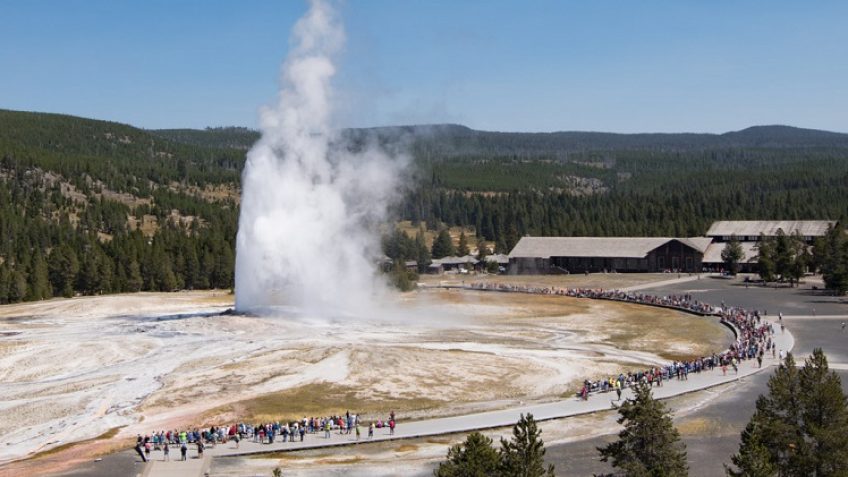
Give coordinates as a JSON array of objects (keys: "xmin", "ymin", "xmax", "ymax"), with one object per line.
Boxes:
[
  {"xmin": 133, "ymin": 411, "xmax": 398, "ymax": 462},
  {"xmin": 467, "ymin": 281, "xmax": 778, "ymax": 399}
]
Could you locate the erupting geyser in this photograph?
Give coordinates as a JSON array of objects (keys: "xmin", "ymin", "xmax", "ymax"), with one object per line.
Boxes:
[{"xmin": 235, "ymin": 0, "xmax": 405, "ymax": 315}]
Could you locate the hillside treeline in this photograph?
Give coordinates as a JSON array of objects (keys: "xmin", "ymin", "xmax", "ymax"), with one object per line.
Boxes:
[
  {"xmin": 2, "ymin": 109, "xmax": 848, "ymax": 302},
  {"xmin": 0, "ymin": 111, "xmax": 238, "ymax": 303},
  {"xmin": 0, "ymin": 170, "xmax": 235, "ymax": 303}
]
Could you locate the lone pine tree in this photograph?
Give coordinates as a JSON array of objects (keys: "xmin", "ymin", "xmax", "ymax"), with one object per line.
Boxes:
[
  {"xmin": 499, "ymin": 413, "xmax": 555, "ymax": 477},
  {"xmin": 598, "ymin": 383, "xmax": 688, "ymax": 477},
  {"xmin": 434, "ymin": 432, "xmax": 500, "ymax": 477}
]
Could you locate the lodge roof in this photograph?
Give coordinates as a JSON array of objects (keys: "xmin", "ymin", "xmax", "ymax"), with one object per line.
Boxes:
[
  {"xmin": 508, "ymin": 237, "xmax": 707, "ymax": 259},
  {"xmin": 706, "ymin": 220, "xmax": 834, "ymax": 238}
]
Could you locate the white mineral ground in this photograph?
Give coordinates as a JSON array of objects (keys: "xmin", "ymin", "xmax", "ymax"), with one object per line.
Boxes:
[{"xmin": 0, "ymin": 288, "xmax": 731, "ymax": 468}]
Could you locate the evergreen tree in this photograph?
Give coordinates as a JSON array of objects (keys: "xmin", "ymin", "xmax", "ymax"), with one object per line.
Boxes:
[
  {"xmin": 457, "ymin": 231, "xmax": 470, "ymax": 256},
  {"xmin": 499, "ymin": 413, "xmax": 555, "ymax": 477},
  {"xmin": 757, "ymin": 236, "xmax": 777, "ymax": 283},
  {"xmin": 432, "ymin": 229, "xmax": 455, "ymax": 259},
  {"xmin": 721, "ymin": 235, "xmax": 745, "ymax": 275},
  {"xmin": 598, "ymin": 383, "xmax": 688, "ymax": 477},
  {"xmin": 796, "ymin": 349, "xmax": 848, "ymax": 475},
  {"xmin": 26, "ymin": 250, "xmax": 51, "ymax": 300},
  {"xmin": 819, "ymin": 223, "xmax": 848, "ymax": 295},
  {"xmin": 725, "ymin": 423, "xmax": 777, "ymax": 477},
  {"xmin": 726, "ymin": 349, "xmax": 848, "ymax": 476},
  {"xmin": 9, "ymin": 270, "xmax": 27, "ymax": 303},
  {"xmin": 476, "ymin": 238, "xmax": 490, "ymax": 261},
  {"xmin": 415, "ymin": 230, "xmax": 432, "ymax": 273},
  {"xmin": 0, "ymin": 265, "xmax": 10, "ymax": 304},
  {"xmin": 77, "ymin": 251, "xmax": 99, "ymax": 295},
  {"xmin": 126, "ymin": 259, "xmax": 144, "ymax": 292},
  {"xmin": 95, "ymin": 251, "xmax": 114, "ymax": 294},
  {"xmin": 48, "ymin": 244, "xmax": 79, "ymax": 297},
  {"xmin": 155, "ymin": 257, "xmax": 178, "ymax": 292},
  {"xmin": 786, "ymin": 232, "xmax": 808, "ymax": 287},
  {"xmin": 213, "ymin": 245, "xmax": 234, "ymax": 288},
  {"xmin": 389, "ymin": 259, "xmax": 416, "ymax": 292},
  {"xmin": 770, "ymin": 229, "xmax": 807, "ymax": 287},
  {"xmin": 434, "ymin": 432, "xmax": 500, "ymax": 477}
]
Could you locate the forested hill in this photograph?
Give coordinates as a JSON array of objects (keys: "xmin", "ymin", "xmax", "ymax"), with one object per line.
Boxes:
[
  {"xmin": 1, "ymin": 107, "xmax": 848, "ymax": 304},
  {"xmin": 0, "ymin": 109, "xmax": 241, "ymax": 303},
  {"xmin": 345, "ymin": 123, "xmax": 848, "ymax": 157}
]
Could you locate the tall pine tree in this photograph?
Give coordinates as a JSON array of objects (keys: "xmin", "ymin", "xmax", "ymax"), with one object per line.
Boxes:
[
  {"xmin": 499, "ymin": 413, "xmax": 555, "ymax": 477},
  {"xmin": 598, "ymin": 383, "xmax": 688, "ymax": 476},
  {"xmin": 434, "ymin": 432, "xmax": 500, "ymax": 477},
  {"xmin": 726, "ymin": 349, "xmax": 848, "ymax": 476}
]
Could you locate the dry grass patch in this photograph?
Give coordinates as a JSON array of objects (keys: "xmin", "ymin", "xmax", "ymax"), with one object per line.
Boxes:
[
  {"xmin": 426, "ymin": 437, "xmax": 453, "ymax": 445},
  {"xmin": 675, "ymin": 416, "xmax": 736, "ymax": 437},
  {"xmin": 314, "ymin": 456, "xmax": 365, "ymax": 465},
  {"xmin": 395, "ymin": 444, "xmax": 419, "ymax": 453}
]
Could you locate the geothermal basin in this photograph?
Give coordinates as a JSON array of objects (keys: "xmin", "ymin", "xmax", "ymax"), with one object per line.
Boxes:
[{"xmin": 0, "ymin": 287, "xmax": 732, "ymax": 467}]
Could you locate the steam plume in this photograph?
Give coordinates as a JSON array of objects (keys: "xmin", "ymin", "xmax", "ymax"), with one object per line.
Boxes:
[{"xmin": 235, "ymin": 0, "xmax": 404, "ymax": 315}]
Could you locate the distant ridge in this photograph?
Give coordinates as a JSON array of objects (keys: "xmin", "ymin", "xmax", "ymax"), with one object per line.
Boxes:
[
  {"xmin": 3, "ymin": 108, "xmax": 847, "ymax": 153},
  {"xmin": 153, "ymin": 122, "xmax": 848, "ymax": 155},
  {"xmin": 344, "ymin": 123, "xmax": 848, "ymax": 155}
]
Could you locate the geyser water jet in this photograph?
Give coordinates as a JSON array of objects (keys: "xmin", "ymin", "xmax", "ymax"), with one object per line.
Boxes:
[{"xmin": 235, "ymin": 0, "xmax": 405, "ymax": 315}]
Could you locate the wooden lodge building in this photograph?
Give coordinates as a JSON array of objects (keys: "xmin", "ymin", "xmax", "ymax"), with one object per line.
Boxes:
[
  {"xmin": 507, "ymin": 220, "xmax": 836, "ymax": 275},
  {"xmin": 701, "ymin": 220, "xmax": 835, "ymax": 271},
  {"xmin": 508, "ymin": 237, "xmax": 712, "ymax": 274}
]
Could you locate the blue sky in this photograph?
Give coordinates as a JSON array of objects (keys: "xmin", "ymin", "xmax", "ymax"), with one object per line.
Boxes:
[{"xmin": 1, "ymin": 1, "xmax": 846, "ymax": 133}]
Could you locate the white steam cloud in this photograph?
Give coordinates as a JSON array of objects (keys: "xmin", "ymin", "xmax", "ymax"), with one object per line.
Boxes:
[{"xmin": 235, "ymin": 0, "xmax": 406, "ymax": 316}]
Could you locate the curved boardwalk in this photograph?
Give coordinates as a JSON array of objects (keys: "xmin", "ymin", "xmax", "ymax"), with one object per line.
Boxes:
[{"xmin": 144, "ymin": 286, "xmax": 794, "ymax": 476}]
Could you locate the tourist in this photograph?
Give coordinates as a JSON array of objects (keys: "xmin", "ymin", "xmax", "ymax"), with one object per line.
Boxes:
[
  {"xmin": 389, "ymin": 418, "xmax": 396, "ymax": 435},
  {"xmin": 368, "ymin": 423, "xmax": 374, "ymax": 439},
  {"xmin": 163, "ymin": 442, "xmax": 169, "ymax": 461},
  {"xmin": 180, "ymin": 442, "xmax": 188, "ymax": 461},
  {"xmin": 134, "ymin": 438, "xmax": 147, "ymax": 463}
]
